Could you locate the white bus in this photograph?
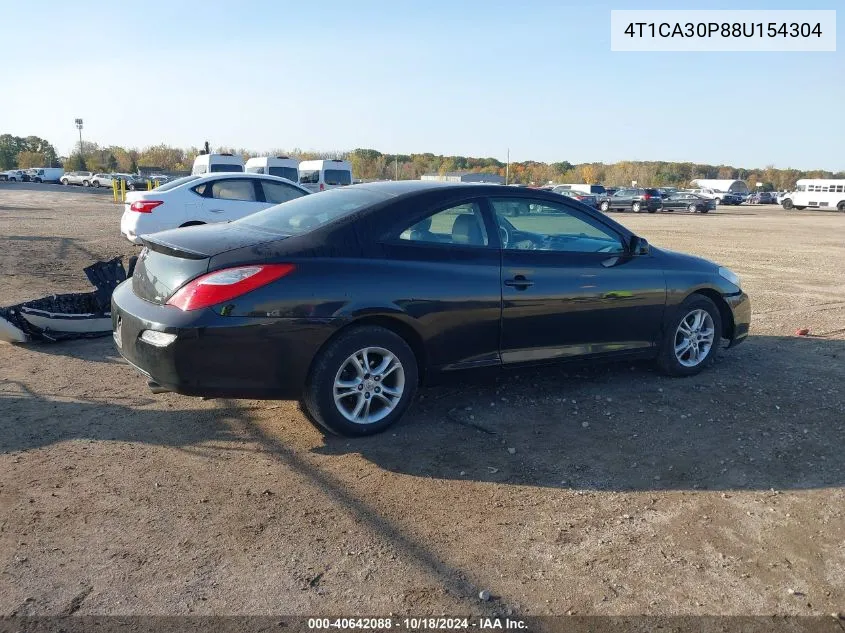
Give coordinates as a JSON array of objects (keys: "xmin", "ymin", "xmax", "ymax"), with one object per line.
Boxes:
[
  {"xmin": 782, "ymin": 179, "xmax": 845, "ymax": 212},
  {"xmin": 245, "ymin": 156, "xmax": 299, "ymax": 183}
]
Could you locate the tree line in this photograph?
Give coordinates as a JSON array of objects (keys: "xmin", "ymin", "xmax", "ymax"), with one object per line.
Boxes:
[{"xmin": 1, "ymin": 134, "xmax": 842, "ymax": 190}]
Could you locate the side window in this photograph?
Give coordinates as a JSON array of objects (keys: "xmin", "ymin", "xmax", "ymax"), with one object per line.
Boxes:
[
  {"xmin": 209, "ymin": 179, "xmax": 257, "ymax": 201},
  {"xmin": 399, "ymin": 202, "xmax": 489, "ymax": 247},
  {"xmin": 261, "ymin": 180, "xmax": 306, "ymax": 204},
  {"xmin": 491, "ymin": 198, "xmax": 624, "ymax": 254}
]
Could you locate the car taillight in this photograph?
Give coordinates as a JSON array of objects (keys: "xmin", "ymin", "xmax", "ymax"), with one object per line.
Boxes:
[
  {"xmin": 130, "ymin": 200, "xmax": 163, "ymax": 213},
  {"xmin": 575, "ymin": 195, "xmax": 586, "ymax": 200},
  {"xmin": 319, "ymin": 183, "xmax": 325, "ymax": 191},
  {"xmin": 166, "ymin": 264, "xmax": 295, "ymax": 311},
  {"xmin": 642, "ymin": 194, "xmax": 651, "ymax": 200}
]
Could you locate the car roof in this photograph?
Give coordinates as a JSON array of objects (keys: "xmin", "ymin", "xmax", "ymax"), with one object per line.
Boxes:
[
  {"xmin": 190, "ymin": 172, "xmax": 309, "ymax": 190},
  {"xmin": 346, "ymin": 180, "xmax": 512, "ymax": 198}
]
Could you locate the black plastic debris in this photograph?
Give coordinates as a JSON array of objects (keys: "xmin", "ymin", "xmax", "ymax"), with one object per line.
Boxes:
[{"xmin": 0, "ymin": 258, "xmax": 129, "ymax": 344}]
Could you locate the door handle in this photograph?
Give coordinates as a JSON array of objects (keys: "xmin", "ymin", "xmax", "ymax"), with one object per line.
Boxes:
[
  {"xmin": 208, "ymin": 208, "xmax": 224, "ymax": 213},
  {"xmin": 504, "ymin": 275, "xmax": 534, "ymax": 289}
]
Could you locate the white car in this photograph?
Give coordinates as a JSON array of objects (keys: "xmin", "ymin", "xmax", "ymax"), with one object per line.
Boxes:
[{"xmin": 120, "ymin": 173, "xmax": 310, "ymax": 244}]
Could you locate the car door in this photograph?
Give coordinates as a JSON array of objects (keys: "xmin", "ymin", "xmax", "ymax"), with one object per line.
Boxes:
[
  {"xmin": 378, "ymin": 198, "xmax": 502, "ymax": 372},
  {"xmin": 491, "ymin": 196, "xmax": 667, "ymax": 363},
  {"xmin": 198, "ymin": 177, "xmax": 265, "ymax": 222},
  {"xmin": 611, "ymin": 188, "xmax": 631, "ymax": 209}
]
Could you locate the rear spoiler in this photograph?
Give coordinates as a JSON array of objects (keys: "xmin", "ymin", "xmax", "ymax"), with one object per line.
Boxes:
[{"xmin": 139, "ymin": 236, "xmax": 208, "ymax": 260}]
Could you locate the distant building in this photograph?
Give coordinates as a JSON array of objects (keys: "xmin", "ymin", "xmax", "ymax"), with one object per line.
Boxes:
[
  {"xmin": 690, "ymin": 179, "xmax": 749, "ymax": 194},
  {"xmin": 421, "ymin": 171, "xmax": 504, "ymax": 185}
]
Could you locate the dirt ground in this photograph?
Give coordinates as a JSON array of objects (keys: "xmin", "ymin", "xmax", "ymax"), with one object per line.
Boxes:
[{"xmin": 1, "ymin": 183, "xmax": 844, "ymax": 617}]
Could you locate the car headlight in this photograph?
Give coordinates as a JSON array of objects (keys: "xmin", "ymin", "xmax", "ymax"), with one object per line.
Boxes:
[{"xmin": 718, "ymin": 266, "xmax": 741, "ymax": 288}]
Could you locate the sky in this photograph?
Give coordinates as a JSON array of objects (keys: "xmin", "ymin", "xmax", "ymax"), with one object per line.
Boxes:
[{"xmin": 1, "ymin": 0, "xmax": 842, "ymax": 170}]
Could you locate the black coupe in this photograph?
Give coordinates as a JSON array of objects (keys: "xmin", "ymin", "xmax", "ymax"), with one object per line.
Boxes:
[{"xmin": 112, "ymin": 182, "xmax": 750, "ymax": 436}]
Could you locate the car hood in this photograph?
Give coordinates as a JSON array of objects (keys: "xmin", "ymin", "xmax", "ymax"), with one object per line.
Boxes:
[
  {"xmin": 142, "ymin": 222, "xmax": 288, "ymax": 259},
  {"xmin": 651, "ymin": 246, "xmax": 719, "ymax": 271}
]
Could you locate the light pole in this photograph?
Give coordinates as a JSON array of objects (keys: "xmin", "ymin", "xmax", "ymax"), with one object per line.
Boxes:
[{"xmin": 74, "ymin": 118, "xmax": 84, "ymax": 158}]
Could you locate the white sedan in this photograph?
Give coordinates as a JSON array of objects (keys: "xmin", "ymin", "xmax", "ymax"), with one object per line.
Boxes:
[{"xmin": 120, "ymin": 173, "xmax": 310, "ymax": 244}]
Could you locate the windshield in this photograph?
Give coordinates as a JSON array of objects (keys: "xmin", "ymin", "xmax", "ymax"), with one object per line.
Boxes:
[
  {"xmin": 237, "ymin": 187, "xmax": 388, "ymax": 234},
  {"xmin": 154, "ymin": 175, "xmax": 201, "ymax": 192}
]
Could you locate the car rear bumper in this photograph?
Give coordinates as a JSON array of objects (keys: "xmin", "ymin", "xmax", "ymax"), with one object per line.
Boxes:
[
  {"xmin": 111, "ymin": 280, "xmax": 341, "ymax": 399},
  {"xmin": 724, "ymin": 291, "xmax": 751, "ymax": 347}
]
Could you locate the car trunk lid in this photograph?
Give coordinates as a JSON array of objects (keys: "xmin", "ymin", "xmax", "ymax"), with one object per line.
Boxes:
[{"xmin": 132, "ymin": 223, "xmax": 289, "ymax": 305}]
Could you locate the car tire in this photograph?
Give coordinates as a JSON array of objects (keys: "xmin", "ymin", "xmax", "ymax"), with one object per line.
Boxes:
[
  {"xmin": 93, "ymin": 180, "xmax": 100, "ymax": 188},
  {"xmin": 61, "ymin": 178, "xmax": 69, "ymax": 185},
  {"xmin": 687, "ymin": 204, "xmax": 698, "ymax": 213},
  {"xmin": 782, "ymin": 199, "xmax": 793, "ymax": 210},
  {"xmin": 656, "ymin": 295, "xmax": 722, "ymax": 377},
  {"xmin": 303, "ymin": 325, "xmax": 419, "ymax": 437},
  {"xmin": 600, "ymin": 201, "xmax": 610, "ymax": 212},
  {"xmin": 83, "ymin": 180, "xmax": 90, "ymax": 187},
  {"xmin": 715, "ymin": 198, "xmax": 721, "ymax": 205},
  {"xmin": 128, "ymin": 184, "xmax": 136, "ymax": 191},
  {"xmin": 9, "ymin": 177, "xmax": 16, "ymax": 182},
  {"xmin": 837, "ymin": 201, "xmax": 845, "ymax": 212},
  {"xmin": 632, "ymin": 202, "xmax": 641, "ymax": 213},
  {"xmin": 795, "ymin": 206, "xmax": 806, "ymax": 210}
]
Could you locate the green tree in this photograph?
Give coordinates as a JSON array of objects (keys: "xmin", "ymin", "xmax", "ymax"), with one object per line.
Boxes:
[{"xmin": 17, "ymin": 151, "xmax": 47, "ymax": 168}]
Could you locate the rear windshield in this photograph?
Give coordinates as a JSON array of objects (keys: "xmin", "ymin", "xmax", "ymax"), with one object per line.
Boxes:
[
  {"xmin": 645, "ymin": 188, "xmax": 660, "ymax": 195},
  {"xmin": 324, "ymin": 169, "xmax": 352, "ymax": 186},
  {"xmin": 238, "ymin": 188, "xmax": 387, "ymax": 235},
  {"xmin": 588, "ymin": 185, "xmax": 606, "ymax": 194},
  {"xmin": 299, "ymin": 170, "xmax": 320, "ymax": 184},
  {"xmin": 154, "ymin": 175, "xmax": 201, "ymax": 192},
  {"xmin": 209, "ymin": 164, "xmax": 244, "ymax": 173},
  {"xmin": 268, "ymin": 166, "xmax": 299, "ymax": 182}
]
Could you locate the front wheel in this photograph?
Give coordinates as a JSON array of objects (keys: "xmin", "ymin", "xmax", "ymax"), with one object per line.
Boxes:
[
  {"xmin": 714, "ymin": 198, "xmax": 721, "ymax": 205},
  {"xmin": 303, "ymin": 326, "xmax": 419, "ymax": 436},
  {"xmin": 631, "ymin": 202, "xmax": 641, "ymax": 213},
  {"xmin": 687, "ymin": 204, "xmax": 698, "ymax": 213},
  {"xmin": 93, "ymin": 180, "xmax": 101, "ymax": 188},
  {"xmin": 837, "ymin": 201, "xmax": 845, "ymax": 212},
  {"xmin": 656, "ymin": 295, "xmax": 722, "ymax": 377},
  {"xmin": 61, "ymin": 178, "xmax": 69, "ymax": 185},
  {"xmin": 83, "ymin": 180, "xmax": 90, "ymax": 187},
  {"xmin": 782, "ymin": 199, "xmax": 793, "ymax": 210}
]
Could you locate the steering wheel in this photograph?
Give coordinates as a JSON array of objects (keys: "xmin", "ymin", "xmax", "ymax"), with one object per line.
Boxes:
[{"xmin": 499, "ymin": 225, "xmax": 510, "ymax": 248}]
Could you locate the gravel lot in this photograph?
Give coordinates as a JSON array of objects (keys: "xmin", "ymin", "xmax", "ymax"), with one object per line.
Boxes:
[{"xmin": 1, "ymin": 182, "xmax": 844, "ymax": 617}]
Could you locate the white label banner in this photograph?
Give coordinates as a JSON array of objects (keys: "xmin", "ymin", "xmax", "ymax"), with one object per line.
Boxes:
[{"xmin": 611, "ymin": 10, "xmax": 836, "ymax": 52}]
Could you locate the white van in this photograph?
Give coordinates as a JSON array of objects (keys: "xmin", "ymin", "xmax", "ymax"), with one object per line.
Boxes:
[
  {"xmin": 245, "ymin": 156, "xmax": 299, "ymax": 183},
  {"xmin": 191, "ymin": 153, "xmax": 244, "ymax": 176},
  {"xmin": 298, "ymin": 159, "xmax": 353, "ymax": 192}
]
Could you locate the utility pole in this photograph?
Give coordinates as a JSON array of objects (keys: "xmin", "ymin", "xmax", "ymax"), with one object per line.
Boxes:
[{"xmin": 505, "ymin": 148, "xmax": 510, "ymax": 185}]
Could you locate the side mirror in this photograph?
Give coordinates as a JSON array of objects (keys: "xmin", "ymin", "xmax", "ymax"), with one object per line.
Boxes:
[{"xmin": 629, "ymin": 236, "xmax": 650, "ymax": 255}]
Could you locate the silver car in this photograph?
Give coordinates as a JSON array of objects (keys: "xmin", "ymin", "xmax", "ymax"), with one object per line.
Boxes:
[
  {"xmin": 61, "ymin": 171, "xmax": 94, "ymax": 186},
  {"xmin": 553, "ymin": 187, "xmax": 599, "ymax": 208}
]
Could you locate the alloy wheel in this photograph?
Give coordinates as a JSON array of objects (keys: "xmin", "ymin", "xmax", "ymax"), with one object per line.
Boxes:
[
  {"xmin": 674, "ymin": 309, "xmax": 715, "ymax": 367},
  {"xmin": 333, "ymin": 346, "xmax": 405, "ymax": 424}
]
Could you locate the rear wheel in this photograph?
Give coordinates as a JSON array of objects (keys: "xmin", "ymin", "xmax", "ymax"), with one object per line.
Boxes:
[
  {"xmin": 687, "ymin": 204, "xmax": 698, "ymax": 213},
  {"xmin": 303, "ymin": 326, "xmax": 418, "ymax": 436},
  {"xmin": 83, "ymin": 180, "xmax": 90, "ymax": 187},
  {"xmin": 600, "ymin": 200, "xmax": 610, "ymax": 212},
  {"xmin": 93, "ymin": 180, "xmax": 100, "ymax": 188},
  {"xmin": 657, "ymin": 295, "xmax": 722, "ymax": 377},
  {"xmin": 632, "ymin": 202, "xmax": 641, "ymax": 213},
  {"xmin": 61, "ymin": 178, "xmax": 69, "ymax": 185},
  {"xmin": 715, "ymin": 198, "xmax": 722, "ymax": 205},
  {"xmin": 837, "ymin": 201, "xmax": 845, "ymax": 212}
]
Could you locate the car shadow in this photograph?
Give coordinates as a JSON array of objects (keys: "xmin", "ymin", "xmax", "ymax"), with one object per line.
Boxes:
[{"xmin": 314, "ymin": 335, "xmax": 845, "ymax": 492}]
